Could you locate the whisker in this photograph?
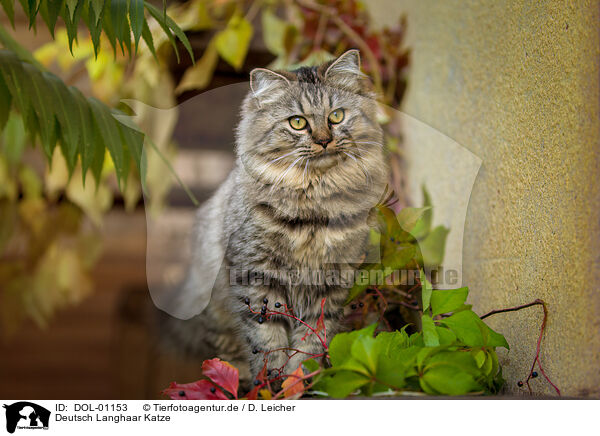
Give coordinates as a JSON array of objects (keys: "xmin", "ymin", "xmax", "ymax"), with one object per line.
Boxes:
[{"xmin": 269, "ymin": 156, "xmax": 304, "ymax": 194}]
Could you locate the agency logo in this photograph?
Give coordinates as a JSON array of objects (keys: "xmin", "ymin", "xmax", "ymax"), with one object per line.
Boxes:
[{"xmin": 2, "ymin": 402, "xmax": 50, "ymax": 434}]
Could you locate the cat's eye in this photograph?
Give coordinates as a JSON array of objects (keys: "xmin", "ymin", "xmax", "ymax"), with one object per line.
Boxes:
[
  {"xmin": 289, "ymin": 116, "xmax": 308, "ymax": 130},
  {"xmin": 328, "ymin": 108, "xmax": 345, "ymax": 124}
]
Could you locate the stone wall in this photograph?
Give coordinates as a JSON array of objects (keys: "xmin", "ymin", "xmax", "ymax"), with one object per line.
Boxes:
[{"xmin": 368, "ymin": 0, "xmax": 600, "ymax": 396}]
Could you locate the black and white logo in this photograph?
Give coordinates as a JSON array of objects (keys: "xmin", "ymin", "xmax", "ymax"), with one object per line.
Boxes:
[{"xmin": 3, "ymin": 402, "xmax": 50, "ymax": 434}]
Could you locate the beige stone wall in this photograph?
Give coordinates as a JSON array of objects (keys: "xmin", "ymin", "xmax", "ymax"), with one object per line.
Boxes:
[{"xmin": 368, "ymin": 0, "xmax": 600, "ymax": 396}]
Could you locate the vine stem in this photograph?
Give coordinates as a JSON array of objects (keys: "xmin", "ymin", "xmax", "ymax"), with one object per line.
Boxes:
[{"xmin": 479, "ymin": 299, "xmax": 560, "ymax": 396}]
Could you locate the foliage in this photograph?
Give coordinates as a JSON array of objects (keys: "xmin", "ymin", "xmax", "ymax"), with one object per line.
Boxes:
[{"xmin": 0, "ymin": 0, "xmax": 190, "ymax": 335}]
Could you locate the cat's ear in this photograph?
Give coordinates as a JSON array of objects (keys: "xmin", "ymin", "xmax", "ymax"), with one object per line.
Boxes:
[
  {"xmin": 250, "ymin": 68, "xmax": 290, "ymax": 100},
  {"xmin": 324, "ymin": 49, "xmax": 364, "ymax": 81}
]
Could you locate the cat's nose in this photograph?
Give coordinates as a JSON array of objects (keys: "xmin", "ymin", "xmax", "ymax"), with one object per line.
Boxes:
[{"xmin": 314, "ymin": 137, "xmax": 332, "ymax": 149}]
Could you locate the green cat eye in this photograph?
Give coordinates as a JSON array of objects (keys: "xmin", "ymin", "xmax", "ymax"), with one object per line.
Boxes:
[
  {"xmin": 328, "ymin": 108, "xmax": 345, "ymax": 124},
  {"xmin": 289, "ymin": 116, "xmax": 308, "ymax": 130}
]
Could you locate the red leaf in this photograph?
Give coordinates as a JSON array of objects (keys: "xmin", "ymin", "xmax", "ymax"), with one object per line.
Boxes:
[
  {"xmin": 281, "ymin": 366, "xmax": 305, "ymax": 398},
  {"xmin": 245, "ymin": 386, "xmax": 260, "ymax": 400},
  {"xmin": 201, "ymin": 358, "xmax": 239, "ymax": 399},
  {"xmin": 162, "ymin": 380, "xmax": 228, "ymax": 400}
]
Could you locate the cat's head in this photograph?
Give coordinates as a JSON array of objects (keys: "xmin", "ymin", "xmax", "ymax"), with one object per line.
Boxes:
[{"xmin": 237, "ymin": 50, "xmax": 386, "ymax": 188}]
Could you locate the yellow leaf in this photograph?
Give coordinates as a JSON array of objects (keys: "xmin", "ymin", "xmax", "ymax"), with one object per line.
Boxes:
[
  {"xmin": 258, "ymin": 389, "xmax": 272, "ymax": 400},
  {"xmin": 215, "ymin": 15, "xmax": 253, "ymax": 70},
  {"xmin": 175, "ymin": 39, "xmax": 218, "ymax": 94}
]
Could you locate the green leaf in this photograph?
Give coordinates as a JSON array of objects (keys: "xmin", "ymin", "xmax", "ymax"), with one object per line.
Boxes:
[
  {"xmin": 215, "ymin": 14, "xmax": 253, "ymax": 70},
  {"xmin": 22, "ymin": 63, "xmax": 56, "ymax": 157},
  {"xmin": 110, "ymin": 0, "xmax": 130, "ymax": 55},
  {"xmin": 88, "ymin": 97, "xmax": 126, "ymax": 188},
  {"xmin": 411, "ymin": 185, "xmax": 433, "ymax": 239},
  {"xmin": 61, "ymin": 0, "xmax": 83, "ymax": 54},
  {"xmin": 397, "ymin": 206, "xmax": 431, "ymax": 233},
  {"xmin": 320, "ymin": 370, "xmax": 370, "ymax": 398},
  {"xmin": 421, "ymin": 314, "xmax": 440, "ymax": 347},
  {"xmin": 381, "ymin": 244, "xmax": 416, "ymax": 272},
  {"xmin": 430, "ymin": 287, "xmax": 469, "ymax": 316},
  {"xmin": 91, "ymin": 0, "xmax": 105, "ymax": 24},
  {"xmin": 129, "ymin": 0, "xmax": 144, "ymax": 52},
  {"xmin": 83, "ymin": 1, "xmax": 103, "ymax": 57},
  {"xmin": 420, "ymin": 269, "xmax": 432, "ymax": 311},
  {"xmin": 422, "ymin": 365, "xmax": 481, "ymax": 395},
  {"xmin": 328, "ymin": 323, "xmax": 376, "ymax": 367},
  {"xmin": 66, "ymin": 0, "xmax": 77, "ymax": 20},
  {"xmin": 0, "ymin": 0, "xmax": 15, "ymax": 27},
  {"xmin": 38, "ymin": 0, "xmax": 64, "ymax": 37},
  {"xmin": 141, "ymin": 19, "xmax": 156, "ymax": 59},
  {"xmin": 0, "ymin": 25, "xmax": 45, "ymax": 70},
  {"xmin": 145, "ymin": 1, "xmax": 194, "ymax": 63},
  {"xmin": 1, "ymin": 113, "xmax": 26, "ymax": 165},
  {"xmin": 0, "ymin": 51, "xmax": 33, "ymax": 126},
  {"xmin": 435, "ymin": 326, "xmax": 457, "ymax": 345},
  {"xmin": 302, "ymin": 358, "xmax": 320, "ymax": 373},
  {"xmin": 350, "ymin": 335, "xmax": 378, "ymax": 374},
  {"xmin": 68, "ymin": 87, "xmax": 94, "ymax": 184},
  {"xmin": 113, "ymin": 108, "xmax": 143, "ymax": 176},
  {"xmin": 418, "ymin": 225, "xmax": 450, "ymax": 267},
  {"xmin": 438, "ymin": 310, "xmax": 485, "ymax": 347},
  {"xmin": 374, "ymin": 329, "xmax": 410, "ymax": 356},
  {"xmin": 473, "ymin": 349, "xmax": 486, "ymax": 368},
  {"xmin": 42, "ymin": 71, "xmax": 79, "ymax": 171},
  {"xmin": 0, "ymin": 72, "xmax": 11, "ymax": 131}
]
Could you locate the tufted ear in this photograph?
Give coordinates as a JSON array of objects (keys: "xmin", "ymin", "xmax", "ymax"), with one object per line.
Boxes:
[
  {"xmin": 249, "ymin": 68, "xmax": 290, "ymax": 100},
  {"xmin": 324, "ymin": 49, "xmax": 364, "ymax": 80}
]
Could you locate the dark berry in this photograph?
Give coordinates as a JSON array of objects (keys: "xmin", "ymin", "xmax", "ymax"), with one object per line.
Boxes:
[
  {"xmin": 178, "ymin": 390, "xmax": 185, "ymax": 397},
  {"xmin": 366, "ymin": 289, "xmax": 373, "ymax": 294},
  {"xmin": 252, "ymin": 348, "xmax": 259, "ymax": 354},
  {"xmin": 372, "ymin": 295, "xmax": 378, "ymax": 300},
  {"xmin": 359, "ymin": 302, "xmax": 364, "ymax": 308},
  {"xmin": 257, "ymin": 316, "xmax": 264, "ymax": 324},
  {"xmin": 210, "ymin": 387, "xmax": 216, "ymax": 393},
  {"xmin": 244, "ymin": 297, "xmax": 250, "ymax": 305},
  {"xmin": 253, "ymin": 379, "xmax": 261, "ymax": 386},
  {"xmin": 531, "ymin": 371, "xmax": 538, "ymax": 378},
  {"xmin": 390, "ymin": 237, "xmax": 395, "ymax": 242},
  {"xmin": 266, "ymin": 369, "xmax": 272, "ymax": 377},
  {"xmin": 517, "ymin": 381, "xmax": 524, "ymax": 387},
  {"xmin": 263, "ymin": 297, "xmax": 268, "ymax": 304},
  {"xmin": 274, "ymin": 302, "xmax": 281, "ymax": 308},
  {"xmin": 261, "ymin": 304, "xmax": 267, "ymax": 312},
  {"xmin": 351, "ymin": 304, "xmax": 357, "ymax": 310}
]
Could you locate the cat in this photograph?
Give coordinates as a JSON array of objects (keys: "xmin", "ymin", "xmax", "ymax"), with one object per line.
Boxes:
[{"xmin": 159, "ymin": 50, "xmax": 389, "ymax": 388}]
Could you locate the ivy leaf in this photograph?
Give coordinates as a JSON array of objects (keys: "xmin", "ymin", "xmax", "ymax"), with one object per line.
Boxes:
[
  {"xmin": 162, "ymin": 380, "xmax": 227, "ymax": 400},
  {"xmin": 201, "ymin": 358, "xmax": 239, "ymax": 399},
  {"xmin": 396, "ymin": 206, "xmax": 431, "ymax": 233},
  {"xmin": 430, "ymin": 287, "xmax": 469, "ymax": 316},
  {"xmin": 381, "ymin": 244, "xmax": 416, "ymax": 272},
  {"xmin": 421, "ymin": 314, "xmax": 440, "ymax": 347},
  {"xmin": 350, "ymin": 334, "xmax": 378, "ymax": 374},
  {"xmin": 420, "ymin": 269, "xmax": 432, "ymax": 311},
  {"xmin": 411, "ymin": 185, "xmax": 433, "ymax": 239},
  {"xmin": 418, "ymin": 225, "xmax": 450, "ymax": 267},
  {"xmin": 422, "ymin": 365, "xmax": 482, "ymax": 395},
  {"xmin": 319, "ymin": 370, "xmax": 370, "ymax": 398},
  {"xmin": 328, "ymin": 323, "xmax": 376, "ymax": 366},
  {"xmin": 215, "ymin": 14, "xmax": 253, "ymax": 70}
]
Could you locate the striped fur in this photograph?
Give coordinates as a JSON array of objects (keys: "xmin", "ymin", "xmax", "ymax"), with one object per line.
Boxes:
[{"xmin": 163, "ymin": 51, "xmax": 389, "ymax": 386}]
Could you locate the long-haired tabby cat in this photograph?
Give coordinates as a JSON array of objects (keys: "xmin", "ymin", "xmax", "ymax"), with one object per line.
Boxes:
[{"xmin": 160, "ymin": 50, "xmax": 389, "ymax": 388}]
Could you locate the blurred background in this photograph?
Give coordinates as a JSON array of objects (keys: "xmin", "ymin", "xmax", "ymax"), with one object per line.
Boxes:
[{"xmin": 1, "ymin": 0, "xmax": 599, "ymax": 399}]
